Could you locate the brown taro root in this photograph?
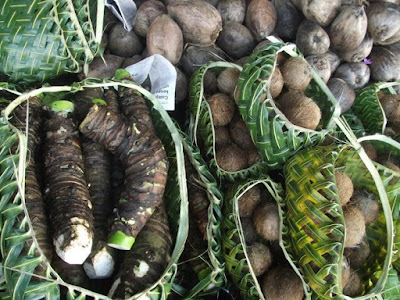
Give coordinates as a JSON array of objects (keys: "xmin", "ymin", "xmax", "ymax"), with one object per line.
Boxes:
[
  {"xmin": 296, "ymin": 20, "xmax": 330, "ymax": 56},
  {"xmin": 253, "ymin": 202, "xmax": 280, "ymax": 242},
  {"xmin": 299, "ymin": 0, "xmax": 341, "ymax": 27},
  {"xmin": 11, "ymin": 98, "xmax": 53, "ymax": 262},
  {"xmin": 245, "ymin": 0, "xmax": 277, "ymax": 41},
  {"xmin": 261, "ymin": 264, "xmax": 304, "ymax": 300},
  {"xmin": 343, "ymin": 205, "xmax": 366, "ymax": 248},
  {"xmin": 167, "ymin": 0, "xmax": 222, "ymax": 46},
  {"xmin": 108, "ymin": 203, "xmax": 172, "ymax": 298},
  {"xmin": 215, "ymin": 143, "xmax": 248, "ymax": 172},
  {"xmin": 108, "ymin": 23, "xmax": 144, "ymax": 58},
  {"xmin": 281, "ymin": 57, "xmax": 312, "ymax": 91},
  {"xmin": 238, "ymin": 184, "xmax": 261, "ymax": 217},
  {"xmin": 79, "ymin": 90, "xmax": 168, "ymax": 251},
  {"xmin": 217, "ymin": 0, "xmax": 246, "ymax": 23},
  {"xmin": 334, "ymin": 171, "xmax": 354, "ymax": 207},
  {"xmin": 44, "ymin": 106, "xmax": 94, "ymax": 264},
  {"xmin": 146, "ymin": 14, "xmax": 184, "ymax": 65},
  {"xmin": 329, "ymin": 4, "xmax": 368, "ymax": 52},
  {"xmin": 247, "ymin": 242, "xmax": 273, "ymax": 277},
  {"xmin": 133, "ymin": 0, "xmax": 167, "ymax": 37},
  {"xmin": 207, "ymin": 93, "xmax": 236, "ymax": 126}
]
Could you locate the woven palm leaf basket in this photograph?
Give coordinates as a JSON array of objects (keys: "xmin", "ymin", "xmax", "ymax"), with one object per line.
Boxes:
[
  {"xmin": 0, "ymin": 76, "xmax": 188, "ymax": 299},
  {"xmin": 0, "ymin": 0, "xmax": 104, "ymax": 87},
  {"xmin": 281, "ymin": 143, "xmax": 400, "ymax": 299}
]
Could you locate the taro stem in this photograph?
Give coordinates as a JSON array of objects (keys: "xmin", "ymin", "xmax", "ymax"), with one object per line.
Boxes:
[
  {"xmin": 79, "ymin": 101, "xmax": 169, "ymax": 251},
  {"xmin": 43, "ymin": 101, "xmax": 94, "ymax": 264}
]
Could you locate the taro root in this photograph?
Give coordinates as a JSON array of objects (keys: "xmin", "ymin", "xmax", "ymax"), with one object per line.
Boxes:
[
  {"xmin": 350, "ymin": 190, "xmax": 380, "ymax": 225},
  {"xmin": 85, "ymin": 54, "xmax": 125, "ymax": 79},
  {"xmin": 343, "ymin": 270, "xmax": 363, "ymax": 297},
  {"xmin": 206, "ymin": 93, "xmax": 236, "ymax": 126},
  {"xmin": 338, "ymin": 33, "xmax": 373, "ymax": 63},
  {"xmin": 378, "ymin": 93, "xmax": 400, "ymax": 127},
  {"xmin": 229, "ymin": 118, "xmax": 255, "ymax": 151},
  {"xmin": 343, "ymin": 205, "xmax": 366, "ymax": 248},
  {"xmin": 367, "ymin": 2, "xmax": 400, "ymax": 45},
  {"xmin": 214, "ymin": 125, "xmax": 231, "ymax": 148},
  {"xmin": 217, "ymin": 0, "xmax": 246, "ymax": 23},
  {"xmin": 175, "ymin": 66, "xmax": 188, "ymax": 104},
  {"xmin": 217, "ymin": 67, "xmax": 241, "ymax": 96},
  {"xmin": 133, "ymin": 0, "xmax": 167, "ymax": 37},
  {"xmin": 271, "ymin": 0, "xmax": 303, "ymax": 41},
  {"xmin": 108, "ymin": 23, "xmax": 144, "ymax": 57},
  {"xmin": 334, "ymin": 171, "xmax": 354, "ymax": 207},
  {"xmin": 245, "ymin": 0, "xmax": 277, "ymax": 41},
  {"xmin": 146, "ymin": 14, "xmax": 184, "ymax": 65},
  {"xmin": 217, "ymin": 21, "xmax": 256, "ymax": 59},
  {"xmin": 215, "ymin": 144, "xmax": 248, "ymax": 172},
  {"xmin": 247, "ymin": 242, "xmax": 273, "ymax": 277},
  {"xmin": 238, "ymin": 184, "xmax": 261, "ymax": 217},
  {"xmin": 306, "ymin": 54, "xmax": 331, "ymax": 83},
  {"xmin": 296, "ymin": 20, "xmax": 330, "ymax": 56},
  {"xmin": 269, "ymin": 67, "xmax": 284, "ymax": 98},
  {"xmin": 167, "ymin": 0, "xmax": 222, "ymax": 46},
  {"xmin": 329, "ymin": 4, "xmax": 368, "ymax": 51},
  {"xmin": 261, "ymin": 264, "xmax": 304, "ymax": 300},
  {"xmin": 252, "ymin": 202, "xmax": 280, "ymax": 241},
  {"xmin": 333, "ymin": 62, "xmax": 370, "ymax": 90},
  {"xmin": 327, "ymin": 78, "xmax": 356, "ymax": 114},
  {"xmin": 180, "ymin": 44, "xmax": 227, "ymax": 75},
  {"xmin": 369, "ymin": 46, "xmax": 400, "ymax": 82},
  {"xmin": 300, "ymin": 0, "xmax": 341, "ymax": 27},
  {"xmin": 278, "ymin": 91, "xmax": 322, "ymax": 130},
  {"xmin": 281, "ymin": 57, "xmax": 312, "ymax": 91}
]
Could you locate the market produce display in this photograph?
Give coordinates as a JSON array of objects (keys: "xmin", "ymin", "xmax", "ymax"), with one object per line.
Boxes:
[{"xmin": 1, "ymin": 0, "xmax": 400, "ymax": 299}]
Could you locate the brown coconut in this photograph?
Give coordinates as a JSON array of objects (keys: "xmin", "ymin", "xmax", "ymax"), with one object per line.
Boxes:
[
  {"xmin": 252, "ymin": 202, "xmax": 280, "ymax": 242},
  {"xmin": 296, "ymin": 20, "xmax": 330, "ymax": 56},
  {"xmin": 241, "ymin": 217, "xmax": 259, "ymax": 245},
  {"xmin": 335, "ymin": 171, "xmax": 354, "ymax": 207},
  {"xmin": 247, "ymin": 242, "xmax": 273, "ymax": 277},
  {"xmin": 206, "ymin": 93, "xmax": 236, "ymax": 126},
  {"xmin": 343, "ymin": 270, "xmax": 363, "ymax": 297},
  {"xmin": 238, "ymin": 185, "xmax": 261, "ymax": 217},
  {"xmin": 217, "ymin": 67, "xmax": 240, "ymax": 96},
  {"xmin": 245, "ymin": 0, "xmax": 277, "ymax": 41},
  {"xmin": 350, "ymin": 190, "xmax": 380, "ymax": 225},
  {"xmin": 299, "ymin": 0, "xmax": 341, "ymax": 27},
  {"xmin": 343, "ymin": 205, "xmax": 366, "ymax": 248},
  {"xmin": 108, "ymin": 23, "xmax": 144, "ymax": 57},
  {"xmin": 269, "ymin": 67, "xmax": 284, "ymax": 99},
  {"xmin": 133, "ymin": 0, "xmax": 167, "ymax": 37},
  {"xmin": 217, "ymin": 0, "xmax": 246, "ymax": 23},
  {"xmin": 214, "ymin": 126, "xmax": 231, "ymax": 148},
  {"xmin": 216, "ymin": 144, "xmax": 248, "ymax": 172},
  {"xmin": 229, "ymin": 118, "xmax": 255, "ymax": 151},
  {"xmin": 281, "ymin": 57, "xmax": 312, "ymax": 91}
]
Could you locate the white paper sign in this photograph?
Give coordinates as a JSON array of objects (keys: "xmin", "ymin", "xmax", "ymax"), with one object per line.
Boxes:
[
  {"xmin": 105, "ymin": 0, "xmax": 137, "ymax": 31},
  {"xmin": 125, "ymin": 55, "xmax": 177, "ymax": 111}
]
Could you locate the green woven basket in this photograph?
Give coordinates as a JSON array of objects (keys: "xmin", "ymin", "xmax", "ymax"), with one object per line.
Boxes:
[
  {"xmin": 282, "ymin": 145, "xmax": 399, "ymax": 299},
  {"xmin": 234, "ymin": 41, "xmax": 340, "ymax": 170},
  {"xmin": 0, "ymin": 0, "xmax": 104, "ymax": 86},
  {"xmin": 0, "ymin": 79, "xmax": 188, "ymax": 299},
  {"xmin": 188, "ymin": 61, "xmax": 270, "ymax": 182}
]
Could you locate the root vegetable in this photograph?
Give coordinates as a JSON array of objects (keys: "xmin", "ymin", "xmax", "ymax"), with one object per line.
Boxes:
[
  {"xmin": 238, "ymin": 185, "xmax": 261, "ymax": 217},
  {"xmin": 296, "ymin": 20, "xmax": 330, "ymax": 56},
  {"xmin": 247, "ymin": 242, "xmax": 273, "ymax": 277},
  {"xmin": 343, "ymin": 205, "xmax": 366, "ymax": 248},
  {"xmin": 167, "ymin": 0, "xmax": 222, "ymax": 46},
  {"xmin": 367, "ymin": 2, "xmax": 400, "ymax": 45},
  {"xmin": 207, "ymin": 93, "xmax": 236, "ymax": 126},
  {"xmin": 215, "ymin": 143, "xmax": 248, "ymax": 172},
  {"xmin": 71, "ymin": 87, "xmax": 105, "ymax": 122},
  {"xmin": 327, "ymin": 78, "xmax": 355, "ymax": 114},
  {"xmin": 79, "ymin": 92, "xmax": 168, "ymax": 251},
  {"xmin": 217, "ymin": 67, "xmax": 241, "ymax": 96},
  {"xmin": 245, "ymin": 0, "xmax": 277, "ymax": 41},
  {"xmin": 108, "ymin": 23, "xmax": 144, "ymax": 58},
  {"xmin": 217, "ymin": 0, "xmax": 246, "ymax": 23},
  {"xmin": 217, "ymin": 21, "xmax": 256, "ymax": 59},
  {"xmin": 86, "ymin": 54, "xmax": 125, "ymax": 79},
  {"xmin": 335, "ymin": 171, "xmax": 354, "ymax": 207},
  {"xmin": 329, "ymin": 4, "xmax": 368, "ymax": 51},
  {"xmin": 108, "ymin": 203, "xmax": 172, "ymax": 298},
  {"xmin": 306, "ymin": 54, "xmax": 331, "ymax": 84},
  {"xmin": 261, "ymin": 264, "xmax": 304, "ymax": 300},
  {"xmin": 333, "ymin": 62, "xmax": 370, "ymax": 90},
  {"xmin": 133, "ymin": 0, "xmax": 167, "ymax": 37},
  {"xmin": 252, "ymin": 202, "xmax": 280, "ymax": 242},
  {"xmin": 146, "ymin": 14, "xmax": 184, "ymax": 65},
  {"xmin": 281, "ymin": 57, "xmax": 312, "ymax": 91},
  {"xmin": 299, "ymin": 0, "xmax": 341, "ymax": 27},
  {"xmin": 44, "ymin": 102, "xmax": 94, "ymax": 264},
  {"xmin": 350, "ymin": 190, "xmax": 380, "ymax": 225}
]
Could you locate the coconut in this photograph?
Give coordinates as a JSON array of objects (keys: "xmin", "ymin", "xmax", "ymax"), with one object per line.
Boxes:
[
  {"xmin": 333, "ymin": 62, "xmax": 370, "ymax": 90},
  {"xmin": 217, "ymin": 0, "xmax": 246, "ymax": 23},
  {"xmin": 204, "ymin": 70, "xmax": 219, "ymax": 95},
  {"xmin": 296, "ymin": 20, "xmax": 330, "ymax": 56},
  {"xmin": 299, "ymin": 0, "xmax": 341, "ymax": 27},
  {"xmin": 369, "ymin": 46, "xmax": 400, "ymax": 82},
  {"xmin": 247, "ymin": 242, "xmax": 273, "ymax": 277},
  {"xmin": 229, "ymin": 118, "xmax": 255, "ymax": 151},
  {"xmin": 344, "ymin": 236, "xmax": 371, "ymax": 270},
  {"xmin": 214, "ymin": 125, "xmax": 231, "ymax": 148},
  {"xmin": 350, "ymin": 190, "xmax": 380, "ymax": 225},
  {"xmin": 133, "ymin": 0, "xmax": 167, "ymax": 37},
  {"xmin": 343, "ymin": 205, "xmax": 366, "ymax": 248},
  {"xmin": 306, "ymin": 54, "xmax": 331, "ymax": 84},
  {"xmin": 206, "ymin": 93, "xmax": 236, "ymax": 126},
  {"xmin": 367, "ymin": 2, "xmax": 400, "ymax": 45},
  {"xmin": 334, "ymin": 171, "xmax": 354, "ymax": 207},
  {"xmin": 379, "ymin": 93, "xmax": 400, "ymax": 126},
  {"xmin": 341, "ymin": 257, "xmax": 351, "ymax": 289},
  {"xmin": 175, "ymin": 66, "xmax": 188, "ymax": 104},
  {"xmin": 85, "ymin": 54, "xmax": 125, "ymax": 79},
  {"xmin": 180, "ymin": 45, "xmax": 227, "ymax": 75},
  {"xmin": 261, "ymin": 265, "xmax": 304, "ymax": 300},
  {"xmin": 252, "ymin": 202, "xmax": 280, "ymax": 242},
  {"xmin": 245, "ymin": 0, "xmax": 277, "ymax": 41},
  {"xmin": 329, "ymin": 4, "xmax": 368, "ymax": 51},
  {"xmin": 337, "ymin": 33, "xmax": 373, "ymax": 63},
  {"xmin": 322, "ymin": 51, "xmax": 342, "ymax": 74},
  {"xmin": 167, "ymin": 0, "xmax": 222, "ymax": 46},
  {"xmin": 216, "ymin": 144, "xmax": 248, "ymax": 172},
  {"xmin": 238, "ymin": 185, "xmax": 261, "ymax": 217},
  {"xmin": 241, "ymin": 217, "xmax": 259, "ymax": 245},
  {"xmin": 327, "ymin": 78, "xmax": 356, "ymax": 114},
  {"xmin": 362, "ymin": 142, "xmax": 377, "ymax": 161},
  {"xmin": 217, "ymin": 67, "xmax": 240, "ymax": 96},
  {"xmin": 272, "ymin": 0, "xmax": 303, "ymax": 41},
  {"xmin": 107, "ymin": 23, "xmax": 144, "ymax": 58},
  {"xmin": 269, "ymin": 67, "xmax": 284, "ymax": 99},
  {"xmin": 343, "ymin": 270, "xmax": 363, "ymax": 297},
  {"xmin": 217, "ymin": 21, "xmax": 256, "ymax": 59},
  {"xmin": 278, "ymin": 91, "xmax": 322, "ymax": 130},
  {"xmin": 253, "ymin": 39, "xmax": 287, "ymax": 66},
  {"xmin": 146, "ymin": 14, "xmax": 184, "ymax": 65},
  {"xmin": 247, "ymin": 148, "xmax": 262, "ymax": 166},
  {"xmin": 281, "ymin": 57, "xmax": 312, "ymax": 91}
]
